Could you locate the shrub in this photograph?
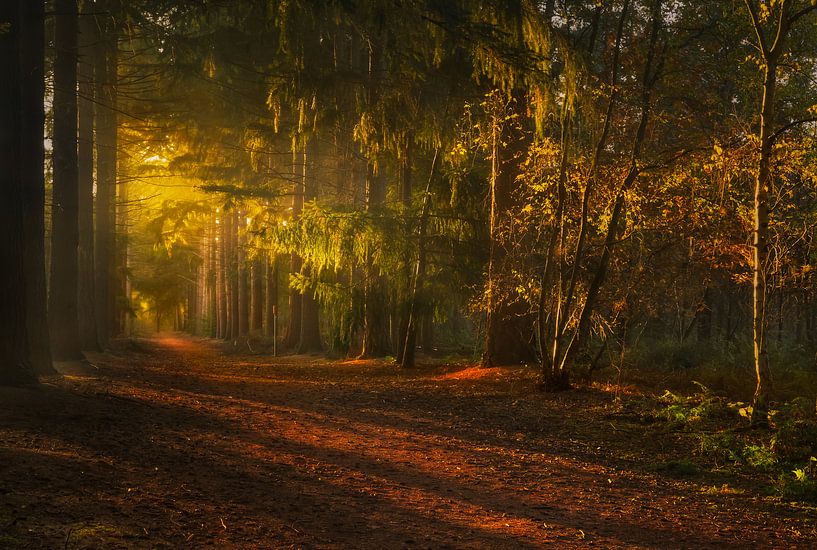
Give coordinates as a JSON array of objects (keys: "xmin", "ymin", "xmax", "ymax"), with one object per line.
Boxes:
[
  {"xmin": 778, "ymin": 457, "xmax": 817, "ymax": 503},
  {"xmin": 772, "ymin": 419, "xmax": 817, "ymax": 463}
]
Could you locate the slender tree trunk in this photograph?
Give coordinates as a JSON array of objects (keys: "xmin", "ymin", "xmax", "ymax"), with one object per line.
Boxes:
[
  {"xmin": 401, "ymin": 148, "xmax": 438, "ymax": 369},
  {"xmin": 238, "ymin": 220, "xmax": 250, "ymax": 338},
  {"xmin": 20, "ymin": 0, "xmax": 54, "ymax": 375},
  {"xmin": 217, "ymin": 212, "xmax": 227, "ymax": 338},
  {"xmin": 49, "ymin": 0, "xmax": 82, "ymax": 360},
  {"xmin": 264, "ymin": 253, "xmax": 278, "ymax": 339},
  {"xmin": 739, "ymin": 0, "xmax": 816, "ymax": 425},
  {"xmin": 395, "ymin": 138, "xmax": 413, "ymax": 364},
  {"xmin": 229, "ymin": 211, "xmax": 239, "ymax": 339},
  {"xmin": 116, "ymin": 166, "xmax": 131, "ymax": 336},
  {"xmin": 251, "ymin": 257, "xmax": 264, "ymax": 332},
  {"xmin": 751, "ymin": 60, "xmax": 776, "ymax": 426},
  {"xmin": 77, "ymin": 5, "xmax": 98, "ymax": 350},
  {"xmin": 1, "ymin": 0, "xmax": 38, "ymax": 385},
  {"xmin": 547, "ymin": 0, "xmax": 629, "ymax": 385}
]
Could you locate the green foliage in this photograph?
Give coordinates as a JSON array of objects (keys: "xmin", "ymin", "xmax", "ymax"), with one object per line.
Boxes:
[
  {"xmin": 772, "ymin": 419, "xmax": 817, "ymax": 463},
  {"xmin": 778, "ymin": 457, "xmax": 817, "ymax": 503},
  {"xmin": 656, "ymin": 385, "xmax": 735, "ymax": 429}
]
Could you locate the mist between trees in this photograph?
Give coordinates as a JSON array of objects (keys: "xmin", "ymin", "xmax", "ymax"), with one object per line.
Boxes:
[{"xmin": 3, "ymin": 0, "xmax": 817, "ymax": 426}]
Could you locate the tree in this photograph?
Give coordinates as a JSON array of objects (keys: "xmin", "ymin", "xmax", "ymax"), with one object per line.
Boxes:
[
  {"xmin": 49, "ymin": 0, "xmax": 83, "ymax": 361},
  {"xmin": 78, "ymin": 0, "xmax": 99, "ymax": 350},
  {"xmin": 742, "ymin": 0, "xmax": 817, "ymax": 426},
  {"xmin": 94, "ymin": 0, "xmax": 118, "ymax": 346},
  {"xmin": 20, "ymin": 0, "xmax": 55, "ymax": 375},
  {"xmin": 0, "ymin": 0, "xmax": 43, "ymax": 385}
]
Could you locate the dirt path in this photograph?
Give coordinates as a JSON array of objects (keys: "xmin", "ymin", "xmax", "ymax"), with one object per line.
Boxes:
[{"xmin": 1, "ymin": 335, "xmax": 815, "ymax": 548}]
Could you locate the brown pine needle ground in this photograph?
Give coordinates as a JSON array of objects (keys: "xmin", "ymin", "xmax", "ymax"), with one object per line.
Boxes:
[{"xmin": 0, "ymin": 335, "xmax": 814, "ymax": 548}]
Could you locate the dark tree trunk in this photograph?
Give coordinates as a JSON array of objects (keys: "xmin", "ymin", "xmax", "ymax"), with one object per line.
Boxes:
[
  {"xmin": 264, "ymin": 253, "xmax": 278, "ymax": 340},
  {"xmin": 49, "ymin": 0, "xmax": 82, "ymax": 361},
  {"xmin": 283, "ymin": 150, "xmax": 304, "ymax": 349},
  {"xmin": 20, "ymin": 0, "xmax": 54, "ymax": 375},
  {"xmin": 396, "ymin": 138, "xmax": 413, "ymax": 365},
  {"xmin": 697, "ymin": 287, "xmax": 713, "ymax": 342},
  {"xmin": 400, "ymin": 148, "xmax": 438, "ymax": 369},
  {"xmin": 298, "ymin": 271, "xmax": 323, "ymax": 352},
  {"xmin": 94, "ymin": 4, "xmax": 117, "ymax": 347},
  {"xmin": 116, "ymin": 169, "xmax": 130, "ymax": 336},
  {"xmin": 217, "ymin": 212, "xmax": 227, "ymax": 338},
  {"xmin": 482, "ymin": 94, "xmax": 535, "ymax": 367},
  {"xmin": 0, "ymin": 0, "xmax": 39, "ymax": 385},
  {"xmin": 251, "ymin": 258, "xmax": 264, "ymax": 332},
  {"xmin": 298, "ymin": 139, "xmax": 323, "ymax": 353},
  {"xmin": 360, "ymin": 164, "xmax": 390, "ymax": 357},
  {"xmin": 238, "ymin": 225, "xmax": 250, "ymax": 337},
  {"xmin": 77, "ymin": 5, "xmax": 98, "ymax": 350},
  {"xmin": 229, "ymin": 211, "xmax": 239, "ymax": 339}
]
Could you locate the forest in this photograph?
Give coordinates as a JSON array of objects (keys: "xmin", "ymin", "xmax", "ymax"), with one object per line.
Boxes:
[{"xmin": 2, "ymin": 0, "xmax": 817, "ymax": 547}]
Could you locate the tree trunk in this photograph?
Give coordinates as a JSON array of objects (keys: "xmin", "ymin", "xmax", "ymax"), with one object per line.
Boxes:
[
  {"xmin": 229, "ymin": 211, "xmax": 240, "ymax": 339},
  {"xmin": 546, "ymin": 0, "xmax": 629, "ymax": 386},
  {"xmin": 0, "ymin": 0, "xmax": 39, "ymax": 385},
  {"xmin": 751, "ymin": 60, "xmax": 776, "ymax": 426},
  {"xmin": 94, "ymin": 4, "xmax": 117, "ymax": 347},
  {"xmin": 77, "ymin": 6, "xmax": 99, "ymax": 350},
  {"xmin": 482, "ymin": 93, "xmax": 534, "ymax": 367},
  {"xmin": 298, "ymin": 139, "xmax": 322, "ymax": 353},
  {"xmin": 400, "ymin": 148, "xmax": 438, "ymax": 369},
  {"xmin": 217, "ymin": 212, "xmax": 227, "ymax": 338},
  {"xmin": 265, "ymin": 253, "xmax": 278, "ymax": 340},
  {"xmin": 20, "ymin": 0, "xmax": 54, "ymax": 375},
  {"xmin": 251, "ymin": 257, "xmax": 264, "ymax": 332},
  {"xmin": 49, "ymin": 0, "xmax": 82, "ymax": 361},
  {"xmin": 238, "ymin": 223, "xmax": 250, "ymax": 337},
  {"xmin": 360, "ymin": 163, "xmax": 390, "ymax": 357},
  {"xmin": 396, "ymin": 138, "xmax": 413, "ymax": 365},
  {"xmin": 116, "ymin": 166, "xmax": 131, "ymax": 336},
  {"xmin": 283, "ymin": 149, "xmax": 304, "ymax": 349}
]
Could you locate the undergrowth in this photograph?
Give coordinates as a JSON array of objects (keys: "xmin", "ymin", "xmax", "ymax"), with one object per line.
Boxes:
[{"xmin": 644, "ymin": 380, "xmax": 817, "ymax": 503}]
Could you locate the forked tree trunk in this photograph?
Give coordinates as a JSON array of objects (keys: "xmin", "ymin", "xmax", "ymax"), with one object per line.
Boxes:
[
  {"xmin": 739, "ymin": 0, "xmax": 817, "ymax": 426},
  {"xmin": 400, "ymin": 148, "xmax": 438, "ymax": 369}
]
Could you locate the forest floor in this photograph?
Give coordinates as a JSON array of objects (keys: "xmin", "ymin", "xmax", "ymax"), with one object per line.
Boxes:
[{"xmin": 1, "ymin": 335, "xmax": 815, "ymax": 549}]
